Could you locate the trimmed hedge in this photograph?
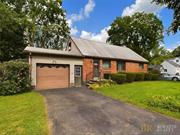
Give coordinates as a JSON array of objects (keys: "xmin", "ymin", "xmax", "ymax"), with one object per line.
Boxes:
[
  {"xmin": 111, "ymin": 74, "xmax": 126, "ymax": 84},
  {"xmin": 0, "ymin": 61, "xmax": 31, "ymax": 96},
  {"xmin": 135, "ymin": 73, "xmax": 145, "ymax": 81},
  {"xmin": 118, "ymin": 72, "xmax": 136, "ymax": 83},
  {"xmin": 104, "ymin": 73, "xmax": 111, "ymax": 80},
  {"xmin": 144, "ymin": 73, "xmax": 152, "ymax": 81},
  {"xmin": 104, "ymin": 72, "xmax": 159, "ymax": 84},
  {"xmin": 151, "ymin": 74, "xmax": 159, "ymax": 80}
]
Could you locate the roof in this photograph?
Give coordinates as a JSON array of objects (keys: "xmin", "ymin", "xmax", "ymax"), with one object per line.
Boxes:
[
  {"xmin": 24, "ymin": 46, "xmax": 82, "ymax": 57},
  {"xmin": 167, "ymin": 60, "xmax": 180, "ymax": 68},
  {"xmin": 24, "ymin": 36, "xmax": 148, "ymax": 62},
  {"xmin": 71, "ymin": 36, "xmax": 148, "ymax": 62}
]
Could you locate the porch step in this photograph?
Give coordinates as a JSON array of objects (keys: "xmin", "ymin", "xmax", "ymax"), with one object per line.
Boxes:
[{"xmin": 86, "ymin": 79, "xmax": 100, "ymax": 87}]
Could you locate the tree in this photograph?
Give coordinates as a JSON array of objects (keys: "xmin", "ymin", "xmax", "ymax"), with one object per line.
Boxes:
[
  {"xmin": 172, "ymin": 46, "xmax": 180, "ymax": 57},
  {"xmin": 150, "ymin": 46, "xmax": 172, "ymax": 64},
  {"xmin": 0, "ymin": 2, "xmax": 26, "ymax": 62},
  {"xmin": 0, "ymin": 0, "xmax": 69, "ymax": 62},
  {"xmin": 152, "ymin": 0, "xmax": 180, "ymax": 33},
  {"xmin": 107, "ymin": 12, "xmax": 164, "ymax": 60},
  {"xmin": 24, "ymin": 0, "xmax": 70, "ymax": 49}
]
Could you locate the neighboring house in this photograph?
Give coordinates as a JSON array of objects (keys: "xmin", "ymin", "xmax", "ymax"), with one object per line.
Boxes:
[
  {"xmin": 160, "ymin": 57, "xmax": 180, "ymax": 75},
  {"xmin": 24, "ymin": 36, "xmax": 148, "ymax": 90}
]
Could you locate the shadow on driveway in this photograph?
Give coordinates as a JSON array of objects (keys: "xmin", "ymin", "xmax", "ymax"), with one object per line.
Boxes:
[{"xmin": 40, "ymin": 86, "xmax": 180, "ymax": 135}]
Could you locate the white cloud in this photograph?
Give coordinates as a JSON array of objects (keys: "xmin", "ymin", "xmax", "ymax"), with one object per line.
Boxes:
[
  {"xmin": 122, "ymin": 0, "xmax": 164, "ymax": 16},
  {"xmin": 167, "ymin": 49, "xmax": 173, "ymax": 52},
  {"xmin": 80, "ymin": 26, "xmax": 110, "ymax": 43},
  {"xmin": 84, "ymin": 0, "xmax": 95, "ymax": 17},
  {"xmin": 167, "ymin": 41, "xmax": 180, "ymax": 52},
  {"xmin": 67, "ymin": 0, "xmax": 95, "ymax": 35},
  {"xmin": 71, "ymin": 27, "xmax": 79, "ymax": 36}
]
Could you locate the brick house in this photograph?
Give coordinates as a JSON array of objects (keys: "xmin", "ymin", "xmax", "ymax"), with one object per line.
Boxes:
[{"xmin": 24, "ymin": 36, "xmax": 148, "ymax": 90}]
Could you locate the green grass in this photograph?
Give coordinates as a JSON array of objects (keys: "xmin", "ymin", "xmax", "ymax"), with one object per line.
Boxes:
[
  {"xmin": 0, "ymin": 92, "xmax": 49, "ymax": 135},
  {"xmin": 95, "ymin": 81, "xmax": 180, "ymax": 119}
]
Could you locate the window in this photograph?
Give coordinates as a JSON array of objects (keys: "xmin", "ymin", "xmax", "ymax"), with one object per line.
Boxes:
[
  {"xmin": 139, "ymin": 63, "xmax": 144, "ymax": 69},
  {"xmin": 164, "ymin": 69, "xmax": 167, "ymax": 72},
  {"xmin": 176, "ymin": 59, "xmax": 179, "ymax": 63},
  {"xmin": 68, "ymin": 42, "xmax": 71, "ymax": 51},
  {"xmin": 75, "ymin": 66, "xmax": 81, "ymax": 77},
  {"xmin": 117, "ymin": 61, "xmax": 125, "ymax": 71},
  {"xmin": 103, "ymin": 60, "xmax": 111, "ymax": 68},
  {"xmin": 176, "ymin": 73, "xmax": 179, "ymax": 75}
]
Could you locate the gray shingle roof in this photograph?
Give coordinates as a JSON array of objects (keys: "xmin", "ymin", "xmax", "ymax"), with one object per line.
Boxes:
[
  {"xmin": 24, "ymin": 46, "xmax": 82, "ymax": 57},
  {"xmin": 71, "ymin": 37, "xmax": 148, "ymax": 62},
  {"xmin": 24, "ymin": 37, "xmax": 148, "ymax": 63}
]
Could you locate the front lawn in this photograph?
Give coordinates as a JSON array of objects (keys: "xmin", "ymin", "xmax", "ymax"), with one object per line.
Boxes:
[
  {"xmin": 0, "ymin": 92, "xmax": 49, "ymax": 135},
  {"xmin": 95, "ymin": 81, "xmax": 180, "ymax": 119}
]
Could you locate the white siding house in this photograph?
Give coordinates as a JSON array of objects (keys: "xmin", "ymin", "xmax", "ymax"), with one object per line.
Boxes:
[{"xmin": 160, "ymin": 57, "xmax": 180, "ymax": 75}]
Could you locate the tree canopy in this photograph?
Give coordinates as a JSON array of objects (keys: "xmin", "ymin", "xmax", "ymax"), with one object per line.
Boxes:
[
  {"xmin": 150, "ymin": 46, "xmax": 172, "ymax": 64},
  {"xmin": 172, "ymin": 46, "xmax": 180, "ymax": 57},
  {"xmin": 107, "ymin": 12, "xmax": 164, "ymax": 60},
  {"xmin": 152, "ymin": 0, "xmax": 180, "ymax": 33},
  {"xmin": 0, "ymin": 0, "xmax": 69, "ymax": 62},
  {"xmin": 24, "ymin": 0, "xmax": 70, "ymax": 49},
  {"xmin": 0, "ymin": 2, "xmax": 26, "ymax": 62}
]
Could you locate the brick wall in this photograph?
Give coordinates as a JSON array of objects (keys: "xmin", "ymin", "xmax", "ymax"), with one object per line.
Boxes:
[
  {"xmin": 83, "ymin": 58, "xmax": 93, "ymax": 81},
  {"xmin": 125, "ymin": 62, "xmax": 148, "ymax": 73},
  {"xmin": 100, "ymin": 60, "xmax": 117, "ymax": 78},
  {"xmin": 83, "ymin": 58, "xmax": 148, "ymax": 81}
]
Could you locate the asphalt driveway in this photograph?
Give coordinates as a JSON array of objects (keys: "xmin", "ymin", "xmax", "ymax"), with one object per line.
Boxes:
[{"xmin": 40, "ymin": 87, "xmax": 180, "ymax": 135}]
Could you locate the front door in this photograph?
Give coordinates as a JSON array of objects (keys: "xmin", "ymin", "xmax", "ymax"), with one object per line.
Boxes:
[
  {"xmin": 93, "ymin": 59, "xmax": 100, "ymax": 80},
  {"xmin": 74, "ymin": 65, "xmax": 82, "ymax": 87}
]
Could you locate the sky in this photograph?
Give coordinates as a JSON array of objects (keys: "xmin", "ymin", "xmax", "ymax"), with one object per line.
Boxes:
[{"xmin": 62, "ymin": 0, "xmax": 180, "ymax": 51}]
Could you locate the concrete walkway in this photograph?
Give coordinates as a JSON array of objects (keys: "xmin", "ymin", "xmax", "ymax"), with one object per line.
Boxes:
[{"xmin": 40, "ymin": 87, "xmax": 180, "ymax": 135}]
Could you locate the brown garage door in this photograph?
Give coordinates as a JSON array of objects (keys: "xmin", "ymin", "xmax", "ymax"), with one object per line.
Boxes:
[{"xmin": 36, "ymin": 64, "xmax": 69, "ymax": 90}]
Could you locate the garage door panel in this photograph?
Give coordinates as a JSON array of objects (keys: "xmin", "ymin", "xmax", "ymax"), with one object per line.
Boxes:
[{"xmin": 36, "ymin": 64, "xmax": 69, "ymax": 90}]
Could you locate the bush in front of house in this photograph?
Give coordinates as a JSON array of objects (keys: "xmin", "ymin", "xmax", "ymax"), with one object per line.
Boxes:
[
  {"xmin": 124, "ymin": 72, "xmax": 136, "ymax": 83},
  {"xmin": 104, "ymin": 73, "xmax": 111, "ymax": 80},
  {"xmin": 151, "ymin": 74, "xmax": 159, "ymax": 80},
  {"xmin": 111, "ymin": 74, "xmax": 126, "ymax": 84},
  {"xmin": 135, "ymin": 73, "xmax": 145, "ymax": 81},
  {"xmin": 0, "ymin": 60, "xmax": 31, "ymax": 96},
  {"xmin": 89, "ymin": 80, "xmax": 116, "ymax": 89},
  {"xmin": 118, "ymin": 72, "xmax": 136, "ymax": 83},
  {"xmin": 146, "ymin": 95, "xmax": 180, "ymax": 112},
  {"xmin": 144, "ymin": 73, "xmax": 152, "ymax": 81}
]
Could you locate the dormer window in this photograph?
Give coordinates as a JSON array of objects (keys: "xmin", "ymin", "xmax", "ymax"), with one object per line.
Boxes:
[
  {"xmin": 68, "ymin": 42, "xmax": 71, "ymax": 51},
  {"xmin": 176, "ymin": 59, "xmax": 179, "ymax": 63}
]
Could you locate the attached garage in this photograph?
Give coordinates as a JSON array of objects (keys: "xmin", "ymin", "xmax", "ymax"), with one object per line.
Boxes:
[{"xmin": 36, "ymin": 64, "xmax": 69, "ymax": 90}]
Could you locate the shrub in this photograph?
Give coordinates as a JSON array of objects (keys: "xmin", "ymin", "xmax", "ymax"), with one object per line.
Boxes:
[
  {"xmin": 146, "ymin": 95, "xmax": 180, "ymax": 112},
  {"xmin": 125, "ymin": 73, "xmax": 136, "ymax": 83},
  {"xmin": 118, "ymin": 72, "xmax": 136, "ymax": 83},
  {"xmin": 144, "ymin": 73, "xmax": 152, "ymax": 81},
  {"xmin": 0, "ymin": 60, "xmax": 31, "ymax": 96},
  {"xmin": 89, "ymin": 80, "xmax": 116, "ymax": 89},
  {"xmin": 151, "ymin": 74, "xmax": 159, "ymax": 80},
  {"xmin": 98, "ymin": 80, "xmax": 116, "ymax": 86},
  {"xmin": 111, "ymin": 74, "xmax": 126, "ymax": 84},
  {"xmin": 135, "ymin": 73, "xmax": 145, "ymax": 81},
  {"xmin": 104, "ymin": 73, "xmax": 111, "ymax": 80},
  {"xmin": 89, "ymin": 83, "xmax": 101, "ymax": 89},
  {"xmin": 150, "ymin": 69, "xmax": 160, "ymax": 74}
]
